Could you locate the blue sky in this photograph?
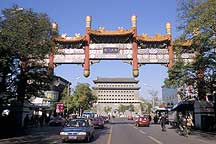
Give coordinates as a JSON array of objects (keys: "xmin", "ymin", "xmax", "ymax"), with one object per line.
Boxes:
[{"xmin": 0, "ymin": 0, "xmax": 180, "ymax": 100}]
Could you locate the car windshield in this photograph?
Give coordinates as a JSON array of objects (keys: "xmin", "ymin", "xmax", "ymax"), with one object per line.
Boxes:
[
  {"xmin": 67, "ymin": 119, "xmax": 89, "ymax": 127},
  {"xmin": 139, "ymin": 116, "xmax": 148, "ymax": 120}
]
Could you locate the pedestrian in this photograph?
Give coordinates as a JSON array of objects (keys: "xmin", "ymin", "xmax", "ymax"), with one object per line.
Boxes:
[
  {"xmin": 45, "ymin": 113, "xmax": 50, "ymax": 125},
  {"xmin": 39, "ymin": 114, "xmax": 45, "ymax": 127},
  {"xmin": 159, "ymin": 113, "xmax": 166, "ymax": 131},
  {"xmin": 153, "ymin": 115, "xmax": 158, "ymax": 124},
  {"xmin": 149, "ymin": 115, "xmax": 152, "ymax": 123}
]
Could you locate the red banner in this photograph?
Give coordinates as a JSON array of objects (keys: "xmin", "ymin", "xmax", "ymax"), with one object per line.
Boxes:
[{"xmin": 56, "ymin": 103, "xmax": 64, "ymax": 113}]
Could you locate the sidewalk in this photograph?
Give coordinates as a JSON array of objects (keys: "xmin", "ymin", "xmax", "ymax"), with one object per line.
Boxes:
[
  {"xmin": 167, "ymin": 124, "xmax": 216, "ymax": 143},
  {"xmin": 0, "ymin": 125, "xmax": 61, "ymax": 140},
  {"xmin": 24, "ymin": 125, "xmax": 62, "ymax": 135},
  {"xmin": 191, "ymin": 129, "xmax": 216, "ymax": 137},
  {"xmin": 0, "ymin": 125, "xmax": 62, "ymax": 144}
]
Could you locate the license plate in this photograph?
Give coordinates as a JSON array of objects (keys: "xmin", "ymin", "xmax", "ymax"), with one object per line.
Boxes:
[{"xmin": 68, "ymin": 136, "xmax": 77, "ymax": 139}]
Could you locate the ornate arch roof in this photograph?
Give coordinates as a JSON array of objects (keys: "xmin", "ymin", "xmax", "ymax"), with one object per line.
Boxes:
[
  {"xmin": 136, "ymin": 33, "xmax": 171, "ymax": 42},
  {"xmin": 89, "ymin": 27, "xmax": 134, "ymax": 36},
  {"xmin": 53, "ymin": 35, "xmax": 86, "ymax": 43}
]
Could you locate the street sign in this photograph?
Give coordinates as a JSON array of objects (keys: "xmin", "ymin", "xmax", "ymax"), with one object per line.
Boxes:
[{"xmin": 56, "ymin": 103, "xmax": 64, "ymax": 113}]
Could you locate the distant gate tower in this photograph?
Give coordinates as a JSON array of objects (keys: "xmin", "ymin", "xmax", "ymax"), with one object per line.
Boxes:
[
  {"xmin": 49, "ymin": 16, "xmax": 173, "ymax": 77},
  {"xmin": 92, "ymin": 77, "xmax": 141, "ymax": 114}
]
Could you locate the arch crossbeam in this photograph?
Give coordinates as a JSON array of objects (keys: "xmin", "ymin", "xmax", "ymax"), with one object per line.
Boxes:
[{"xmin": 49, "ymin": 16, "xmax": 176, "ymax": 77}]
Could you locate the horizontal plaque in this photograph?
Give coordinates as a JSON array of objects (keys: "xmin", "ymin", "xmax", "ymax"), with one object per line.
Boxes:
[
  {"xmin": 90, "ymin": 43, "xmax": 132, "ymax": 49},
  {"xmin": 103, "ymin": 47, "xmax": 119, "ymax": 54}
]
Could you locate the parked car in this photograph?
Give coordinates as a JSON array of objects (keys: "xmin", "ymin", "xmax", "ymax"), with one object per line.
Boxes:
[
  {"xmin": 135, "ymin": 115, "xmax": 150, "ymax": 127},
  {"xmin": 91, "ymin": 117, "xmax": 104, "ymax": 128},
  {"xmin": 60, "ymin": 118, "xmax": 95, "ymax": 143},
  {"xmin": 48, "ymin": 116, "xmax": 66, "ymax": 126}
]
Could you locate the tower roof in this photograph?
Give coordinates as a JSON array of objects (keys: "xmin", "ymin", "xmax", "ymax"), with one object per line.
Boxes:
[{"xmin": 93, "ymin": 77, "xmax": 139, "ymax": 83}]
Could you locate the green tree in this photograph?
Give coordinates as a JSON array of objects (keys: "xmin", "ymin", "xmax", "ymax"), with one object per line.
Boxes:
[
  {"xmin": 118, "ymin": 104, "xmax": 127, "ymax": 115},
  {"xmin": 104, "ymin": 106, "xmax": 112, "ymax": 115},
  {"xmin": 73, "ymin": 83, "xmax": 97, "ymax": 116},
  {"xmin": 166, "ymin": 0, "xmax": 216, "ymax": 100},
  {"xmin": 0, "ymin": 5, "xmax": 54, "ymax": 105},
  {"xmin": 139, "ymin": 97, "xmax": 152, "ymax": 113},
  {"xmin": 128, "ymin": 104, "xmax": 135, "ymax": 112},
  {"xmin": 59, "ymin": 86, "xmax": 77, "ymax": 114}
]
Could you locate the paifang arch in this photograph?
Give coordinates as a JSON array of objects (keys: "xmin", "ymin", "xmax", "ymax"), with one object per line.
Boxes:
[{"xmin": 48, "ymin": 16, "xmax": 194, "ymax": 77}]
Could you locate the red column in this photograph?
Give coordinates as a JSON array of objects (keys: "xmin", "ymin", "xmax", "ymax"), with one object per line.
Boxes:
[
  {"xmin": 131, "ymin": 16, "xmax": 139, "ymax": 77},
  {"xmin": 166, "ymin": 22, "xmax": 174, "ymax": 68},
  {"xmin": 168, "ymin": 37, "xmax": 174, "ymax": 68},
  {"xmin": 48, "ymin": 22, "xmax": 58, "ymax": 75},
  {"xmin": 84, "ymin": 16, "xmax": 91, "ymax": 77},
  {"xmin": 48, "ymin": 49, "xmax": 54, "ymax": 74}
]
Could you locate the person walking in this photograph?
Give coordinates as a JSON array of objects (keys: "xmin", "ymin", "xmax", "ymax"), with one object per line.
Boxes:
[
  {"xmin": 39, "ymin": 113, "xmax": 46, "ymax": 127},
  {"xmin": 160, "ymin": 113, "xmax": 166, "ymax": 131}
]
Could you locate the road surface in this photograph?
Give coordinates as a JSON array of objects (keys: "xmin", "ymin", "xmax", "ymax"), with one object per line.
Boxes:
[{"xmin": 0, "ymin": 118, "xmax": 215, "ymax": 144}]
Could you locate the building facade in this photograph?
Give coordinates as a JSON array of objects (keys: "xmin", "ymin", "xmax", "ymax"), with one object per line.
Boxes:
[
  {"xmin": 162, "ymin": 87, "xmax": 181, "ymax": 108},
  {"xmin": 93, "ymin": 77, "xmax": 141, "ymax": 115}
]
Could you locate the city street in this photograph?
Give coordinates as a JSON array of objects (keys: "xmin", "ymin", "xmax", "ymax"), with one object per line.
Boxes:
[{"xmin": 0, "ymin": 118, "xmax": 215, "ymax": 144}]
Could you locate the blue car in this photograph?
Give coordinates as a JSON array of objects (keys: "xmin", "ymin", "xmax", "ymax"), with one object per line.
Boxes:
[{"xmin": 60, "ymin": 118, "xmax": 95, "ymax": 142}]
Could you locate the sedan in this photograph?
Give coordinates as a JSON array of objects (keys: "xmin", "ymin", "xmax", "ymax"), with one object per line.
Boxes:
[
  {"xmin": 135, "ymin": 116, "xmax": 150, "ymax": 127},
  {"xmin": 60, "ymin": 118, "xmax": 95, "ymax": 142},
  {"xmin": 91, "ymin": 117, "xmax": 104, "ymax": 128}
]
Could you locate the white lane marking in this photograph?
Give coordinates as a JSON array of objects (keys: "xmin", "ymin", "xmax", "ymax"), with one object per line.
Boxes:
[
  {"xmin": 139, "ymin": 130, "xmax": 146, "ymax": 134},
  {"xmin": 130, "ymin": 124, "xmax": 147, "ymax": 134},
  {"xmin": 148, "ymin": 136, "xmax": 163, "ymax": 144}
]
